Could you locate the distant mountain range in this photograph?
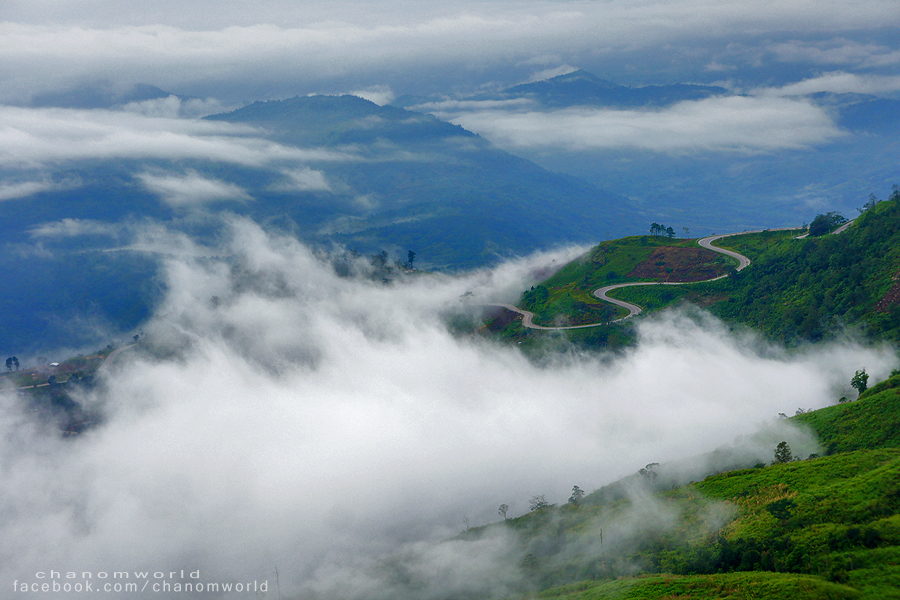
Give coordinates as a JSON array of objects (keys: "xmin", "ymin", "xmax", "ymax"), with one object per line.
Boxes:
[
  {"xmin": 394, "ymin": 69, "xmax": 729, "ymax": 109},
  {"xmin": 397, "ymin": 69, "xmax": 898, "ymax": 237},
  {"xmin": 30, "ymin": 82, "xmax": 193, "ymax": 110},
  {"xmin": 4, "ymin": 68, "xmax": 896, "ymax": 355},
  {"xmin": 0, "ymin": 92, "xmax": 640, "ymax": 354},
  {"xmin": 478, "ymin": 69, "xmax": 729, "ymax": 108}
]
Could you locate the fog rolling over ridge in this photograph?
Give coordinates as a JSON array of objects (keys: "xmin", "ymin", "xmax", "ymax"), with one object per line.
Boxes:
[{"xmin": 1, "ymin": 218, "xmax": 895, "ymax": 598}]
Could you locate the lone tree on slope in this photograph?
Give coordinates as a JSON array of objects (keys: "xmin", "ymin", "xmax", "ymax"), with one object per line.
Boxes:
[
  {"xmin": 568, "ymin": 485, "xmax": 585, "ymax": 506},
  {"xmin": 773, "ymin": 441, "xmax": 794, "ymax": 464},
  {"xmin": 851, "ymin": 368, "xmax": 869, "ymax": 396},
  {"xmin": 529, "ymin": 495, "xmax": 549, "ymax": 511}
]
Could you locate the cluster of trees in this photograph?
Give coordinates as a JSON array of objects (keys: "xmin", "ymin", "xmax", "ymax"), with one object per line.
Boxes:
[
  {"xmin": 649, "ymin": 222, "xmax": 676, "ymax": 238},
  {"xmin": 857, "ymin": 186, "xmax": 896, "ymax": 215},
  {"xmin": 807, "ymin": 211, "xmax": 848, "ymax": 236},
  {"xmin": 368, "ymin": 249, "xmax": 417, "ymax": 272},
  {"xmin": 496, "ymin": 485, "xmax": 587, "ymax": 521},
  {"xmin": 5, "ymin": 356, "xmax": 19, "ymax": 371}
]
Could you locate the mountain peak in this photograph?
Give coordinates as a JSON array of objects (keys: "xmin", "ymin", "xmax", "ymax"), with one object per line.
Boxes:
[{"xmin": 545, "ymin": 69, "xmax": 619, "ymax": 88}]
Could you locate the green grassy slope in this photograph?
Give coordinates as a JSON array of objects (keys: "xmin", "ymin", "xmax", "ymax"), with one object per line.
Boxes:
[
  {"xmin": 444, "ymin": 374, "xmax": 900, "ymax": 600},
  {"xmin": 495, "ymin": 187, "xmax": 900, "ymax": 348},
  {"xmin": 703, "ymin": 194, "xmax": 900, "ymax": 343},
  {"xmin": 793, "ymin": 375, "xmax": 900, "ymax": 455},
  {"xmin": 489, "ymin": 235, "xmax": 734, "ymax": 346}
]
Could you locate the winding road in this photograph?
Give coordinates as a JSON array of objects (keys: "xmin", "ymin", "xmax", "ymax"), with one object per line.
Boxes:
[{"xmin": 493, "ymin": 228, "xmax": 797, "ymax": 330}]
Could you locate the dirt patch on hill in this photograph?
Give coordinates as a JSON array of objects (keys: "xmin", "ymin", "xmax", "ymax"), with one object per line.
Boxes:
[
  {"xmin": 875, "ymin": 271, "xmax": 900, "ymax": 312},
  {"xmin": 626, "ymin": 246, "xmax": 730, "ymax": 282}
]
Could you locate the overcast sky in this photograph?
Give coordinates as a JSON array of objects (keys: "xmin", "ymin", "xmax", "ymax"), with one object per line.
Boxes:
[
  {"xmin": 2, "ymin": 0, "xmax": 899, "ymax": 105},
  {"xmin": 0, "ymin": 0, "xmax": 896, "ymax": 172}
]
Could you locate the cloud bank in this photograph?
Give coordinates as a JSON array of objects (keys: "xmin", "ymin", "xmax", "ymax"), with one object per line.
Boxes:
[
  {"xmin": 1, "ymin": 0, "xmax": 898, "ymax": 104},
  {"xmin": 137, "ymin": 170, "xmax": 253, "ymax": 207},
  {"xmin": 0, "ymin": 219, "xmax": 895, "ymax": 598},
  {"xmin": 421, "ymin": 95, "xmax": 845, "ymax": 153},
  {"xmin": 0, "ymin": 106, "xmax": 352, "ymax": 171}
]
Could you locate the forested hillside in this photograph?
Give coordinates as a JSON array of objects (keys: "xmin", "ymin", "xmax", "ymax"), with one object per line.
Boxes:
[{"xmin": 707, "ymin": 188, "xmax": 900, "ymax": 343}]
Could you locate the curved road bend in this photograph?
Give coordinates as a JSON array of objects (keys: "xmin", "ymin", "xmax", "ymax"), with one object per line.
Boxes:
[
  {"xmin": 96, "ymin": 343, "xmax": 137, "ymax": 373},
  {"xmin": 492, "ymin": 230, "xmax": 775, "ymax": 329}
]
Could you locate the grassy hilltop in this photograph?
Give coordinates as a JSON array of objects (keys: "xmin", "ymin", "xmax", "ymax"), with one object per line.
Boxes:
[{"xmin": 493, "ymin": 186, "xmax": 900, "ymax": 348}]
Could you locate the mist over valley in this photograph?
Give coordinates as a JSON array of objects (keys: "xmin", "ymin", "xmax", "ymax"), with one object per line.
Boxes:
[{"xmin": 2, "ymin": 1, "xmax": 900, "ymax": 598}]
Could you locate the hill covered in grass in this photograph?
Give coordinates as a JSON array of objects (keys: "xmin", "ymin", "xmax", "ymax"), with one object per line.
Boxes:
[
  {"xmin": 511, "ymin": 234, "xmax": 734, "ymax": 327},
  {"xmin": 425, "ymin": 373, "xmax": 900, "ymax": 600},
  {"xmin": 492, "ymin": 185, "xmax": 900, "ymax": 349}
]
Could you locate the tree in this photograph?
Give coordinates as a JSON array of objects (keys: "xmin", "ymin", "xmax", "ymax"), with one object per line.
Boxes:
[
  {"xmin": 498, "ymin": 504, "xmax": 509, "ymax": 520},
  {"xmin": 639, "ymin": 463, "xmax": 660, "ymax": 481},
  {"xmin": 858, "ymin": 193, "xmax": 879, "ymax": 214},
  {"xmin": 568, "ymin": 485, "xmax": 585, "ymax": 506},
  {"xmin": 407, "ymin": 250, "xmax": 416, "ymax": 270},
  {"xmin": 529, "ymin": 495, "xmax": 549, "ymax": 511},
  {"xmin": 851, "ymin": 368, "xmax": 869, "ymax": 396},
  {"xmin": 370, "ymin": 250, "xmax": 388, "ymax": 268},
  {"xmin": 12, "ymin": 357, "xmax": 18, "ymax": 370},
  {"xmin": 773, "ymin": 441, "xmax": 793, "ymax": 464},
  {"xmin": 5, "ymin": 357, "xmax": 11, "ymax": 372},
  {"xmin": 766, "ymin": 497, "xmax": 796, "ymax": 522},
  {"xmin": 808, "ymin": 211, "xmax": 848, "ymax": 236},
  {"xmin": 665, "ymin": 226, "xmax": 675, "ymax": 239}
]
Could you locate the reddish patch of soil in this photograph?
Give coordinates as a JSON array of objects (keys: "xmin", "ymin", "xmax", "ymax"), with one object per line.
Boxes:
[
  {"xmin": 626, "ymin": 246, "xmax": 729, "ymax": 282},
  {"xmin": 875, "ymin": 271, "xmax": 900, "ymax": 312}
]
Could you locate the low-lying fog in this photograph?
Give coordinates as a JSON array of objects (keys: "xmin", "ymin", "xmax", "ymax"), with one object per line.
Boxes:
[{"xmin": 1, "ymin": 218, "xmax": 896, "ymax": 598}]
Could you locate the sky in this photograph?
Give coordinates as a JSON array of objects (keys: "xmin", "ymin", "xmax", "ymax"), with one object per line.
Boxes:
[
  {"xmin": 2, "ymin": 0, "xmax": 899, "ymax": 105},
  {"xmin": 0, "ymin": 0, "xmax": 897, "ymax": 202}
]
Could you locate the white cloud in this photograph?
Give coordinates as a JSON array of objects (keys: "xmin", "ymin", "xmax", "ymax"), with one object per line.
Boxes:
[
  {"xmin": 770, "ymin": 39, "xmax": 900, "ymax": 69},
  {"xmin": 117, "ymin": 95, "xmax": 228, "ymax": 118},
  {"xmin": 0, "ymin": 219, "xmax": 894, "ymax": 597},
  {"xmin": 0, "ymin": 1, "xmax": 897, "ymax": 104},
  {"xmin": 0, "ymin": 178, "xmax": 78, "ymax": 200},
  {"xmin": 348, "ymin": 85, "xmax": 395, "ymax": 106},
  {"xmin": 525, "ymin": 64, "xmax": 579, "ymax": 83},
  {"xmin": 761, "ymin": 71, "xmax": 900, "ymax": 97},
  {"xmin": 29, "ymin": 218, "xmax": 123, "ymax": 238},
  {"xmin": 137, "ymin": 170, "xmax": 252, "ymax": 207},
  {"xmin": 427, "ymin": 95, "xmax": 845, "ymax": 153},
  {"xmin": 271, "ymin": 167, "xmax": 332, "ymax": 192},
  {"xmin": 0, "ymin": 106, "xmax": 354, "ymax": 171}
]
